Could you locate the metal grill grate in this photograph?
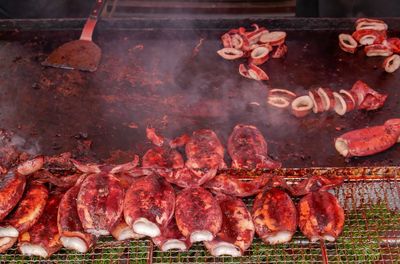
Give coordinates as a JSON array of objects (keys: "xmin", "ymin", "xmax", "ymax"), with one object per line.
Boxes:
[{"xmin": 0, "ymin": 168, "xmax": 398, "ymax": 263}]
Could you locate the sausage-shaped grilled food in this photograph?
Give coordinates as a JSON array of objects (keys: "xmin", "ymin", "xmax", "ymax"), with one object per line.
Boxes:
[
  {"xmin": 19, "ymin": 191, "xmax": 63, "ymax": 258},
  {"xmin": 124, "ymin": 174, "xmax": 175, "ymax": 237},
  {"xmin": 298, "ymin": 191, "xmax": 345, "ymax": 242},
  {"xmin": 175, "ymin": 187, "xmax": 222, "ymax": 243},
  {"xmin": 335, "ymin": 119, "xmax": 400, "ymax": 157},
  {"xmin": 58, "ymin": 184, "xmax": 95, "ymax": 253},
  {"xmin": 252, "ymin": 188, "xmax": 297, "ymax": 244},
  {"xmin": 204, "ymin": 194, "xmax": 254, "ymax": 256}
]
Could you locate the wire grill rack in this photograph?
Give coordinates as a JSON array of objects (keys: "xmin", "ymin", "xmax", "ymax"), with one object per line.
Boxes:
[{"xmin": 0, "ymin": 167, "xmax": 399, "ymax": 263}]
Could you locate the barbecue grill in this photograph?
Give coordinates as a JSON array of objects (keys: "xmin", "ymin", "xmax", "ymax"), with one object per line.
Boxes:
[{"xmin": 0, "ymin": 4, "xmax": 399, "ymax": 263}]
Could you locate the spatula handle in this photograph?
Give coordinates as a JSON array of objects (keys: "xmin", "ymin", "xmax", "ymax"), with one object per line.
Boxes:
[{"xmin": 80, "ymin": 0, "xmax": 106, "ymax": 41}]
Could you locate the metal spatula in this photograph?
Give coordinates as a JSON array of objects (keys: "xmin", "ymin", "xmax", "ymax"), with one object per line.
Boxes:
[{"xmin": 42, "ymin": 0, "xmax": 106, "ymax": 72}]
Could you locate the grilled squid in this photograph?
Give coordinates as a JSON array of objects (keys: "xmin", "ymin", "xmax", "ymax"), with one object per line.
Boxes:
[
  {"xmin": 111, "ymin": 217, "xmax": 145, "ymax": 241},
  {"xmin": 146, "ymin": 127, "xmax": 165, "ymax": 147},
  {"xmin": 239, "ymin": 63, "xmax": 269, "ymax": 81},
  {"xmin": 142, "ymin": 146, "xmax": 185, "ymax": 185},
  {"xmin": 338, "ymin": 34, "xmax": 357, "ymax": 53},
  {"xmin": 259, "ymin": 31, "xmax": 286, "ymax": 46},
  {"xmin": 0, "ymin": 171, "xmax": 26, "ymax": 221},
  {"xmin": 152, "ymin": 218, "xmax": 191, "ymax": 252},
  {"xmin": 204, "ymin": 172, "xmax": 270, "ymax": 197},
  {"xmin": 0, "ymin": 237, "xmax": 17, "ymax": 253},
  {"xmin": 352, "ymin": 29, "xmax": 386, "ymax": 46},
  {"xmin": 175, "ymin": 187, "xmax": 222, "ymax": 243},
  {"xmin": 365, "ymin": 44, "xmax": 393, "ymax": 57},
  {"xmin": 204, "ymin": 194, "xmax": 254, "ymax": 257},
  {"xmin": 124, "ymin": 174, "xmax": 175, "ymax": 238},
  {"xmin": 16, "ymin": 156, "xmax": 44, "ymax": 176},
  {"xmin": 335, "ymin": 119, "xmax": 400, "ymax": 157},
  {"xmin": 58, "ymin": 184, "xmax": 95, "ymax": 253},
  {"xmin": 0, "ymin": 182, "xmax": 48, "ymax": 252},
  {"xmin": 77, "ymin": 172, "xmax": 124, "ymax": 236},
  {"xmin": 387, "ymin": 38, "xmax": 400, "ymax": 53},
  {"xmin": 298, "ymin": 191, "xmax": 345, "ymax": 242},
  {"xmin": 228, "ymin": 124, "xmax": 281, "ymax": 169},
  {"xmin": 350, "ymin": 80, "xmax": 387, "ymax": 111},
  {"xmin": 252, "ymin": 187, "xmax": 297, "ymax": 244},
  {"xmin": 217, "ymin": 48, "xmax": 244, "ymax": 60},
  {"xmin": 221, "ymin": 33, "xmax": 232, "ymax": 48},
  {"xmin": 271, "ymin": 44, "xmax": 288, "ymax": 58},
  {"xmin": 355, "ymin": 18, "xmax": 388, "ymax": 31},
  {"xmin": 291, "ymin": 95, "xmax": 314, "ymax": 117},
  {"xmin": 383, "ymin": 54, "xmax": 400, "ymax": 73},
  {"xmin": 267, "ymin": 89, "xmax": 296, "ymax": 109},
  {"xmin": 290, "ymin": 175, "xmax": 344, "ymax": 197},
  {"xmin": 172, "ymin": 129, "xmax": 225, "ymax": 188},
  {"xmin": 333, "ymin": 92, "xmax": 352, "ymax": 116},
  {"xmin": 111, "ymin": 172, "xmax": 144, "ymax": 241},
  {"xmin": 317, "ymin": 88, "xmax": 335, "ymax": 111},
  {"xmin": 308, "ymin": 90, "xmax": 324, "ymax": 113},
  {"xmin": 249, "ymin": 46, "xmax": 270, "ymax": 65},
  {"xmin": 169, "ymin": 134, "xmax": 190, "ymax": 149},
  {"xmin": 19, "ymin": 191, "xmax": 63, "ymax": 258}
]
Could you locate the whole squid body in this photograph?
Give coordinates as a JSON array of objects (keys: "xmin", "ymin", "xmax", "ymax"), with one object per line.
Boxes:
[
  {"xmin": 73, "ymin": 157, "xmax": 139, "ymax": 236},
  {"xmin": 298, "ymin": 191, "xmax": 345, "ymax": 242},
  {"xmin": 175, "ymin": 187, "xmax": 222, "ymax": 243},
  {"xmin": 228, "ymin": 124, "xmax": 281, "ymax": 169},
  {"xmin": 0, "ymin": 182, "xmax": 48, "ymax": 253},
  {"xmin": 18, "ymin": 191, "xmax": 64, "ymax": 258},
  {"xmin": 252, "ymin": 178, "xmax": 298, "ymax": 244},
  {"xmin": 134, "ymin": 129, "xmax": 225, "ymax": 188},
  {"xmin": 0, "ymin": 156, "xmax": 44, "ymax": 223},
  {"xmin": 58, "ymin": 181, "xmax": 96, "ymax": 253},
  {"xmin": 293, "ymin": 176, "xmax": 345, "ymax": 242},
  {"xmin": 172, "ymin": 129, "xmax": 226, "ymax": 188},
  {"xmin": 335, "ymin": 119, "xmax": 400, "ymax": 157},
  {"xmin": 124, "ymin": 174, "xmax": 175, "ymax": 238},
  {"xmin": 111, "ymin": 173, "xmax": 144, "ymax": 241},
  {"xmin": 204, "ymin": 194, "xmax": 254, "ymax": 257}
]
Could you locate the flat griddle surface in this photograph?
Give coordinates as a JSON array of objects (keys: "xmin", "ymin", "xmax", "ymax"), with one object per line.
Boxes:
[{"xmin": 0, "ymin": 19, "xmax": 399, "ymax": 168}]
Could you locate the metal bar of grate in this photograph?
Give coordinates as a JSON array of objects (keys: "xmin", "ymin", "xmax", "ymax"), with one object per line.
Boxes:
[{"xmin": 0, "ymin": 168, "xmax": 398, "ymax": 263}]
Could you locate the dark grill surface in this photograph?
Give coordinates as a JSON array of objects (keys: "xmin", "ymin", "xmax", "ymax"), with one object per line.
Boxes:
[
  {"xmin": 1, "ymin": 18, "xmax": 400, "ymax": 168},
  {"xmin": 0, "ymin": 18, "xmax": 399, "ymax": 262}
]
